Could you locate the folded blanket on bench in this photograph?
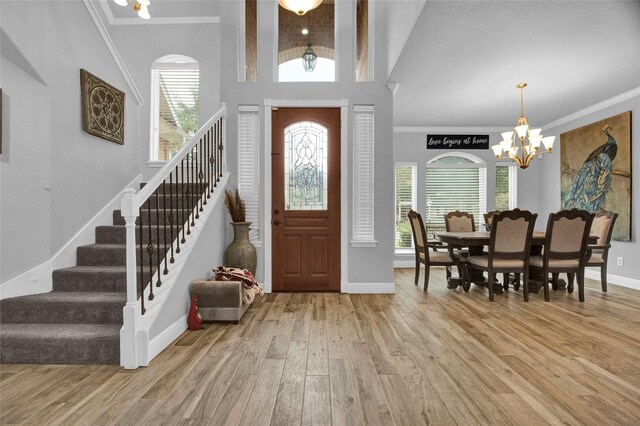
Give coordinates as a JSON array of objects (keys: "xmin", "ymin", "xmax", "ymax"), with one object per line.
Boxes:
[{"xmin": 212, "ymin": 266, "xmax": 264, "ymax": 305}]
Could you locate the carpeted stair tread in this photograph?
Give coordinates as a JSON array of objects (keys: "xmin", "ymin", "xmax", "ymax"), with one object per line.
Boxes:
[
  {"xmin": 113, "ymin": 209, "xmax": 198, "ymax": 226},
  {"xmin": 0, "ymin": 324, "xmax": 120, "ymax": 364},
  {"xmin": 54, "ymin": 266, "xmax": 126, "ymax": 292},
  {"xmin": 77, "ymin": 243, "xmax": 171, "ymax": 266},
  {"xmin": 0, "ymin": 292, "xmax": 126, "ymax": 324},
  {"xmin": 95, "ymin": 224, "xmax": 174, "ymax": 244}
]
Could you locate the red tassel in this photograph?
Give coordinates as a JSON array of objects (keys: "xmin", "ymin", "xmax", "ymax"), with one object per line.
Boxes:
[{"xmin": 187, "ymin": 294, "xmax": 203, "ymax": 330}]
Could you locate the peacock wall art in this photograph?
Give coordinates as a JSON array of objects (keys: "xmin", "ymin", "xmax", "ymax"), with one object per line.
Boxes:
[{"xmin": 560, "ymin": 111, "xmax": 632, "ymax": 241}]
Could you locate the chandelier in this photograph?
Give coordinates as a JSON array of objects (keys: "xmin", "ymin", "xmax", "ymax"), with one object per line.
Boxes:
[
  {"xmin": 491, "ymin": 83, "xmax": 555, "ymax": 169},
  {"xmin": 302, "ymin": 43, "xmax": 318, "ymax": 72},
  {"xmin": 113, "ymin": 0, "xmax": 151, "ymax": 20},
  {"xmin": 278, "ymin": 0, "xmax": 323, "ymax": 16}
]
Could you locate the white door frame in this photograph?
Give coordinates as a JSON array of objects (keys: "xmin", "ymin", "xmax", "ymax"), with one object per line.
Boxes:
[{"xmin": 263, "ymin": 99, "xmax": 350, "ymax": 293}]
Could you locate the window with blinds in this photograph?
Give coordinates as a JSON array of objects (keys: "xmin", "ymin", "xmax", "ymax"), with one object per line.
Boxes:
[
  {"xmin": 495, "ymin": 164, "xmax": 518, "ymax": 210},
  {"xmin": 395, "ymin": 163, "xmax": 416, "ymax": 249},
  {"xmin": 352, "ymin": 106, "xmax": 376, "ymax": 245},
  {"xmin": 238, "ymin": 106, "xmax": 260, "ymax": 243},
  {"xmin": 150, "ymin": 55, "xmax": 199, "ymax": 161},
  {"xmin": 425, "ymin": 154, "xmax": 487, "ymax": 235}
]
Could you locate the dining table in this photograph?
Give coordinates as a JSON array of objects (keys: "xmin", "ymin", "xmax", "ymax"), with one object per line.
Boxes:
[{"xmin": 435, "ymin": 230, "xmax": 598, "ymax": 294}]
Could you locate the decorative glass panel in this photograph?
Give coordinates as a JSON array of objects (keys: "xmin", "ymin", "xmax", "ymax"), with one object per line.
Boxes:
[{"xmin": 284, "ymin": 121, "xmax": 328, "ymax": 210}]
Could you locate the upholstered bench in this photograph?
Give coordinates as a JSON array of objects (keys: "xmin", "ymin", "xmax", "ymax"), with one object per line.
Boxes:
[{"xmin": 189, "ymin": 280, "xmax": 251, "ymax": 323}]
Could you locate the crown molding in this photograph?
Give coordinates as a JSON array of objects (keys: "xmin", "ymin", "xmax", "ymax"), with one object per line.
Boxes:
[
  {"xmin": 99, "ymin": 0, "xmax": 219, "ymax": 26},
  {"xmin": 393, "ymin": 87, "xmax": 640, "ymax": 135},
  {"xmin": 393, "ymin": 126, "xmax": 503, "ymax": 133},
  {"xmin": 542, "ymin": 86, "xmax": 640, "ymax": 131},
  {"xmin": 83, "ymin": 0, "xmax": 144, "ymax": 105}
]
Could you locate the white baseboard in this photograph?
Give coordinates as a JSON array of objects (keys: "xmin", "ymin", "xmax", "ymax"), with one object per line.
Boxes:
[
  {"xmin": 0, "ymin": 260, "xmax": 53, "ymax": 300},
  {"xmin": 348, "ymin": 282, "xmax": 395, "ymax": 294},
  {"xmin": 394, "ymin": 260, "xmax": 416, "ymax": 268},
  {"xmin": 585, "ymin": 269, "xmax": 640, "ymax": 291},
  {"xmin": 147, "ymin": 314, "xmax": 187, "ymax": 361},
  {"xmin": 0, "ymin": 174, "xmax": 142, "ymax": 300}
]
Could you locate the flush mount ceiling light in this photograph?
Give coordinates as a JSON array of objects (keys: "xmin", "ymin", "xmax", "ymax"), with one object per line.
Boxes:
[
  {"xmin": 491, "ymin": 83, "xmax": 555, "ymax": 169},
  {"xmin": 113, "ymin": 0, "xmax": 151, "ymax": 20},
  {"xmin": 278, "ymin": 0, "xmax": 323, "ymax": 16}
]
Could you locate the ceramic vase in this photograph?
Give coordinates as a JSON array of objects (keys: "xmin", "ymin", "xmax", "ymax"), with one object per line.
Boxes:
[{"xmin": 225, "ymin": 222, "xmax": 257, "ymax": 275}]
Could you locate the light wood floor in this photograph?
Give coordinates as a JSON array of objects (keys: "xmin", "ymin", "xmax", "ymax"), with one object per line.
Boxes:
[{"xmin": 1, "ymin": 268, "xmax": 640, "ymax": 425}]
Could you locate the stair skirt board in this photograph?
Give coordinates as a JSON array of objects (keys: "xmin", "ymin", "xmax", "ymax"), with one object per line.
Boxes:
[{"xmin": 0, "ymin": 178, "xmax": 207, "ymax": 365}]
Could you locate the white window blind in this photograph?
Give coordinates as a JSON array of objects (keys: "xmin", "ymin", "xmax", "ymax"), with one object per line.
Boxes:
[
  {"xmin": 425, "ymin": 154, "xmax": 486, "ymax": 235},
  {"xmin": 352, "ymin": 106, "xmax": 376, "ymax": 245},
  {"xmin": 150, "ymin": 56, "xmax": 199, "ymax": 161},
  {"xmin": 495, "ymin": 164, "xmax": 518, "ymax": 210},
  {"xmin": 238, "ymin": 106, "xmax": 260, "ymax": 243},
  {"xmin": 395, "ymin": 163, "xmax": 417, "ymax": 249}
]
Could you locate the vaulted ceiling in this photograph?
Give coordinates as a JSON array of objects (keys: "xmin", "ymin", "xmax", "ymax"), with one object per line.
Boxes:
[{"xmin": 390, "ymin": 1, "xmax": 640, "ymax": 127}]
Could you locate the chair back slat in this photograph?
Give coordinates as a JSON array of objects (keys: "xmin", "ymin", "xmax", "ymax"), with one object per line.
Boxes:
[
  {"xmin": 408, "ymin": 210, "xmax": 430, "ymax": 264},
  {"xmin": 489, "ymin": 209, "xmax": 537, "ymax": 261},
  {"xmin": 590, "ymin": 209, "xmax": 618, "ymax": 249},
  {"xmin": 545, "ymin": 209, "xmax": 594, "ymax": 262},
  {"xmin": 444, "ymin": 211, "xmax": 475, "ymax": 232},
  {"xmin": 494, "ymin": 217, "xmax": 529, "ymax": 254}
]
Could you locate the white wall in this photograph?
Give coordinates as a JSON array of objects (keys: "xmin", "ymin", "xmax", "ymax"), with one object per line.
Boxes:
[
  {"xmin": 386, "ymin": 0, "xmax": 427, "ymax": 78},
  {"xmin": 104, "ymin": 18, "xmax": 221, "ymax": 181},
  {"xmin": 1, "ymin": 1, "xmax": 140, "ymax": 283},
  {"xmin": 536, "ymin": 93, "xmax": 640, "ymax": 282},
  {"xmin": 219, "ymin": 0, "xmax": 395, "ymax": 288}
]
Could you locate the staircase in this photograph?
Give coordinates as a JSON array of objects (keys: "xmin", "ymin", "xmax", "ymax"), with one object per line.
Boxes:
[{"xmin": 0, "ymin": 188, "xmax": 197, "ymax": 365}]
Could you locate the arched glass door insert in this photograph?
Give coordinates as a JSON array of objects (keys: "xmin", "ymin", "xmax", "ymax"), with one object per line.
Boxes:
[{"xmin": 284, "ymin": 121, "xmax": 328, "ymax": 210}]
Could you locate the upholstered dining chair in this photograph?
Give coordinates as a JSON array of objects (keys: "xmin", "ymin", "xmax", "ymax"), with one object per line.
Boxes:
[
  {"xmin": 444, "ymin": 210, "xmax": 476, "ymax": 232},
  {"xmin": 529, "ymin": 209, "xmax": 595, "ymax": 302},
  {"xmin": 407, "ymin": 210, "xmax": 456, "ymax": 291},
  {"xmin": 465, "ymin": 209, "xmax": 538, "ymax": 301},
  {"xmin": 570, "ymin": 209, "xmax": 618, "ymax": 292},
  {"xmin": 483, "ymin": 211, "xmax": 500, "ymax": 230}
]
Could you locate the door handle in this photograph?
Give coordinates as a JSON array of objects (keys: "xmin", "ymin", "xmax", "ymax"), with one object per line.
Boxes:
[{"xmin": 273, "ymin": 220, "xmax": 280, "ymax": 226}]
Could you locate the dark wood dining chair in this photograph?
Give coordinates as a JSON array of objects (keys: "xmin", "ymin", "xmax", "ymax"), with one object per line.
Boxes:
[
  {"xmin": 465, "ymin": 209, "xmax": 538, "ymax": 301},
  {"xmin": 483, "ymin": 211, "xmax": 500, "ymax": 230},
  {"xmin": 569, "ymin": 209, "xmax": 618, "ymax": 292},
  {"xmin": 444, "ymin": 210, "xmax": 476, "ymax": 232},
  {"xmin": 529, "ymin": 209, "xmax": 595, "ymax": 302},
  {"xmin": 407, "ymin": 210, "xmax": 456, "ymax": 291}
]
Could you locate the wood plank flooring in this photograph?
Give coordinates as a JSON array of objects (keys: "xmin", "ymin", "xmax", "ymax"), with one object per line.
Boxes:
[{"xmin": 1, "ymin": 268, "xmax": 640, "ymax": 425}]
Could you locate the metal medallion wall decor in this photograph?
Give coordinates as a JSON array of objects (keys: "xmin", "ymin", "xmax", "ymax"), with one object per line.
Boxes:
[
  {"xmin": 80, "ymin": 69, "xmax": 125, "ymax": 145},
  {"xmin": 561, "ymin": 111, "xmax": 632, "ymax": 241},
  {"xmin": 426, "ymin": 134, "xmax": 489, "ymax": 150}
]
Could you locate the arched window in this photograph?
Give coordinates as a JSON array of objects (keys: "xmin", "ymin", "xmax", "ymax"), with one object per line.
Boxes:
[
  {"xmin": 149, "ymin": 55, "xmax": 199, "ymax": 161},
  {"xmin": 425, "ymin": 153, "xmax": 487, "ymax": 234}
]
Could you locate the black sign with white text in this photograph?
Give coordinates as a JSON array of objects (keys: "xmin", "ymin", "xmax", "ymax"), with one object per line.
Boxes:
[{"xmin": 426, "ymin": 134, "xmax": 490, "ymax": 150}]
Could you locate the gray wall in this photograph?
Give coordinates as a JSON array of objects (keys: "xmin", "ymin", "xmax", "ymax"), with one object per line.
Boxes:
[
  {"xmin": 105, "ymin": 20, "xmax": 221, "ymax": 181},
  {"xmin": 219, "ymin": 0, "xmax": 394, "ymax": 286},
  {"xmin": 537, "ymin": 95, "xmax": 640, "ymax": 280},
  {"xmin": 1, "ymin": 1, "xmax": 140, "ymax": 282}
]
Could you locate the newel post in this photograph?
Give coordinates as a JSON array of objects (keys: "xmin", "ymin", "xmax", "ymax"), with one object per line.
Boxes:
[{"xmin": 120, "ymin": 188, "xmax": 141, "ymax": 369}]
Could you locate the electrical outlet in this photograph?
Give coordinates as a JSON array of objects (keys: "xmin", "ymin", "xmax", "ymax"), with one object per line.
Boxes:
[{"xmin": 617, "ymin": 257, "xmax": 624, "ymax": 266}]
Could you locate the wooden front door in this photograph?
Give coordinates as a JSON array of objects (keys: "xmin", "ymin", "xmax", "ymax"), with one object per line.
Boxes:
[{"xmin": 272, "ymin": 108, "xmax": 341, "ymax": 292}]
